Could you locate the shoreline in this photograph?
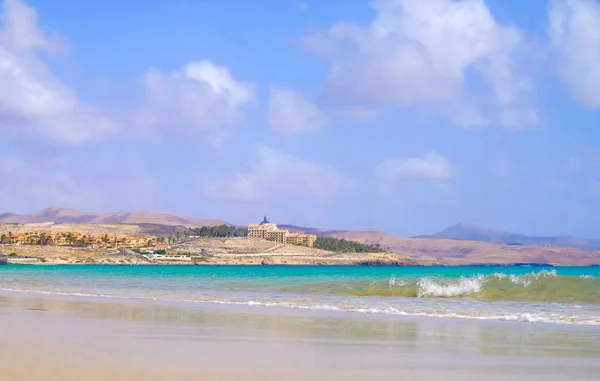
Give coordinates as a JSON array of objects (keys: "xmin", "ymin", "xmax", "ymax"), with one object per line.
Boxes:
[
  {"xmin": 1, "ymin": 277, "xmax": 598, "ymax": 328},
  {"xmin": 3, "ymin": 261, "xmax": 595, "ymax": 267},
  {"xmin": 2, "ymin": 290, "xmax": 600, "ymax": 381},
  {"xmin": 1, "ymin": 287, "xmax": 599, "ymax": 330},
  {"xmin": 2, "ymin": 232, "xmax": 600, "ymax": 266}
]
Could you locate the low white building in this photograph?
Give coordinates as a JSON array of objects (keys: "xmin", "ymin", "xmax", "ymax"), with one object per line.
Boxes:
[
  {"xmin": 6, "ymin": 257, "xmax": 39, "ymax": 263},
  {"xmin": 144, "ymin": 253, "xmax": 190, "ymax": 261}
]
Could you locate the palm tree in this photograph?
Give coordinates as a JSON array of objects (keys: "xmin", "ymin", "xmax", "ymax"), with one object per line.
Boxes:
[{"xmin": 65, "ymin": 232, "xmax": 74, "ymax": 246}]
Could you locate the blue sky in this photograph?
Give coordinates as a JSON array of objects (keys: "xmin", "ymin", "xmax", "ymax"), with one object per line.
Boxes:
[{"xmin": 0, "ymin": 0, "xmax": 599, "ymax": 238}]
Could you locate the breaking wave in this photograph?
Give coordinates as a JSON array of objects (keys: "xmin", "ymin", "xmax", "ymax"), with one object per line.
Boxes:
[
  {"xmin": 1, "ymin": 267, "xmax": 598, "ymax": 326},
  {"xmin": 283, "ymin": 269, "xmax": 599, "ymax": 303},
  {"xmin": 417, "ymin": 276, "xmax": 484, "ymax": 297}
]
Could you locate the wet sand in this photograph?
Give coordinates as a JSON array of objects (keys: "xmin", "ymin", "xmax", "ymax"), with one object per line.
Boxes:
[{"xmin": 1, "ymin": 292, "xmax": 599, "ymax": 381}]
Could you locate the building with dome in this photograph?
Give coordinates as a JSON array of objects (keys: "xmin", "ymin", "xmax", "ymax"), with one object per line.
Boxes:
[{"xmin": 248, "ymin": 216, "xmax": 317, "ymax": 247}]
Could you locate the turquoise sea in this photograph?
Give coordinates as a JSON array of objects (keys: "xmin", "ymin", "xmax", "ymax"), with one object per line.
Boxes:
[{"xmin": 1, "ymin": 265, "xmax": 599, "ymax": 325}]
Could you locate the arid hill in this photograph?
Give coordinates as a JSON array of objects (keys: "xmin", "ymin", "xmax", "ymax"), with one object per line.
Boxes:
[
  {"xmin": 170, "ymin": 237, "xmax": 413, "ymax": 266},
  {"xmin": 0, "ymin": 222, "xmax": 190, "ymax": 238},
  {"xmin": 414, "ymin": 222, "xmax": 600, "ymax": 250},
  {"xmin": 2, "ymin": 209, "xmax": 599, "ymax": 265},
  {"xmin": 280, "ymin": 224, "xmax": 600, "ymax": 265},
  {"xmin": 0, "ymin": 207, "xmax": 227, "ymax": 227}
]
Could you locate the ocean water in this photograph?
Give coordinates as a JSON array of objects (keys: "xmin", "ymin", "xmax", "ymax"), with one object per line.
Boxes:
[{"xmin": 1, "ymin": 265, "xmax": 599, "ymax": 326}]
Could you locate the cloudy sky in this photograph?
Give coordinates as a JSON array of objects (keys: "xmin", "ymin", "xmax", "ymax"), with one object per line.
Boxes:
[{"xmin": 0, "ymin": 0, "xmax": 599, "ymax": 237}]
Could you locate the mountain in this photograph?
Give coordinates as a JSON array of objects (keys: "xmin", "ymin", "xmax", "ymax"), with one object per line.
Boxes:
[
  {"xmin": 414, "ymin": 223, "xmax": 600, "ymax": 250},
  {"xmin": 279, "ymin": 223, "xmax": 600, "ymax": 265},
  {"xmin": 1, "ymin": 211, "xmax": 598, "ymax": 265},
  {"xmin": 0, "ymin": 207, "xmax": 229, "ymax": 227}
]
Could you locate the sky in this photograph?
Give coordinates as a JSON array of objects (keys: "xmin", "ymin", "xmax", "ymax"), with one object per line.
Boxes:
[{"xmin": 0, "ymin": 0, "xmax": 599, "ymax": 238}]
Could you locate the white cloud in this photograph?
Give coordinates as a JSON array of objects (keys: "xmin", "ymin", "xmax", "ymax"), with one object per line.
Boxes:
[
  {"xmin": 267, "ymin": 85, "xmax": 327, "ymax": 136},
  {"xmin": 0, "ymin": 0, "xmax": 119, "ymax": 145},
  {"xmin": 1, "ymin": 1, "xmax": 255, "ymax": 147},
  {"xmin": 549, "ymin": 0, "xmax": 600, "ymax": 108},
  {"xmin": 206, "ymin": 144, "xmax": 352, "ymax": 202},
  {"xmin": 302, "ymin": 0, "xmax": 538, "ymax": 129},
  {"xmin": 134, "ymin": 60, "xmax": 255, "ymax": 140},
  {"xmin": 375, "ymin": 152, "xmax": 453, "ymax": 181},
  {"xmin": 1, "ymin": 0, "xmax": 64, "ymax": 53}
]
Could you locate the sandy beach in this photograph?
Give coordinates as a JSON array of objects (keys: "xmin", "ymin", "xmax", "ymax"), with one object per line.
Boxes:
[{"xmin": 1, "ymin": 292, "xmax": 599, "ymax": 381}]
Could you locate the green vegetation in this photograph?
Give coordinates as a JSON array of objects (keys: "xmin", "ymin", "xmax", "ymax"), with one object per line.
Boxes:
[
  {"xmin": 132, "ymin": 249, "xmax": 166, "ymax": 255},
  {"xmin": 187, "ymin": 225, "xmax": 248, "ymax": 238},
  {"xmin": 314, "ymin": 237, "xmax": 386, "ymax": 253}
]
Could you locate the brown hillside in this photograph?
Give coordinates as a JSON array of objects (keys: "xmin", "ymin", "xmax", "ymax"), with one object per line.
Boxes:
[
  {"xmin": 0, "ymin": 207, "xmax": 228, "ymax": 227},
  {"xmin": 288, "ymin": 228, "xmax": 600, "ymax": 266}
]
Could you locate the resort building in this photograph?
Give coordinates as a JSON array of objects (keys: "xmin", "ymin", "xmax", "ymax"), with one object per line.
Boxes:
[
  {"xmin": 248, "ymin": 216, "xmax": 317, "ymax": 247},
  {"xmin": 0, "ymin": 231, "xmax": 156, "ymax": 250},
  {"xmin": 285, "ymin": 232, "xmax": 317, "ymax": 247}
]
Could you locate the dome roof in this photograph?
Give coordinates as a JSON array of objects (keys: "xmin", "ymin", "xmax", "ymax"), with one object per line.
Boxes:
[{"xmin": 259, "ymin": 216, "xmax": 270, "ymax": 225}]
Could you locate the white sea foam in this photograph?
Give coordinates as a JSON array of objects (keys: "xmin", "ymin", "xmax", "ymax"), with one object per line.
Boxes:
[
  {"xmin": 417, "ymin": 276, "xmax": 484, "ymax": 298},
  {"xmin": 495, "ymin": 269, "xmax": 559, "ymax": 287},
  {"xmin": 389, "ymin": 276, "xmax": 407, "ymax": 288},
  {"xmin": 2, "ymin": 287, "xmax": 600, "ymax": 326},
  {"xmin": 509, "ymin": 274, "xmax": 532, "ymax": 287}
]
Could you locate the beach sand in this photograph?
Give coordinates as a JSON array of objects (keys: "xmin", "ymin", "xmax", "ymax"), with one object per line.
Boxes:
[{"xmin": 1, "ymin": 292, "xmax": 599, "ymax": 381}]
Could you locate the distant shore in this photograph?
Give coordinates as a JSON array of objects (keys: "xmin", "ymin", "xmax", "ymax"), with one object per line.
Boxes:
[
  {"xmin": 3, "ymin": 256, "xmax": 595, "ymax": 267},
  {"xmin": 2, "ymin": 233, "xmax": 599, "ymax": 266},
  {"xmin": 0, "ymin": 243, "xmax": 418, "ymax": 266}
]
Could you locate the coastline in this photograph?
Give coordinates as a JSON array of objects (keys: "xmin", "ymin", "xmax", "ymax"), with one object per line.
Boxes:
[
  {"xmin": 1, "ymin": 245, "xmax": 597, "ymax": 266},
  {"xmin": 3, "ymin": 260, "xmax": 590, "ymax": 267},
  {"xmin": 1, "ymin": 259, "xmax": 594, "ymax": 267},
  {"xmin": 0, "ymin": 243, "xmax": 418, "ymax": 266},
  {"xmin": 2, "ymin": 239, "xmax": 599, "ymax": 266}
]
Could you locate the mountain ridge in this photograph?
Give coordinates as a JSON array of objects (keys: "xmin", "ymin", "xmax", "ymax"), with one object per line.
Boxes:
[
  {"xmin": 2, "ymin": 208, "xmax": 599, "ymax": 252},
  {"xmin": 0, "ymin": 207, "xmax": 228, "ymax": 227},
  {"xmin": 413, "ymin": 222, "xmax": 600, "ymax": 250}
]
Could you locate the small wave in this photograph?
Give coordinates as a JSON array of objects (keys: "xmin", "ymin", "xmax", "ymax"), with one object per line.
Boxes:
[
  {"xmin": 309, "ymin": 269, "xmax": 599, "ymax": 302},
  {"xmin": 2, "ymin": 287, "xmax": 599, "ymax": 326},
  {"xmin": 493, "ymin": 269, "xmax": 557, "ymax": 287},
  {"xmin": 0, "ymin": 287, "xmax": 120, "ymax": 299},
  {"xmin": 417, "ymin": 276, "xmax": 483, "ymax": 298}
]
